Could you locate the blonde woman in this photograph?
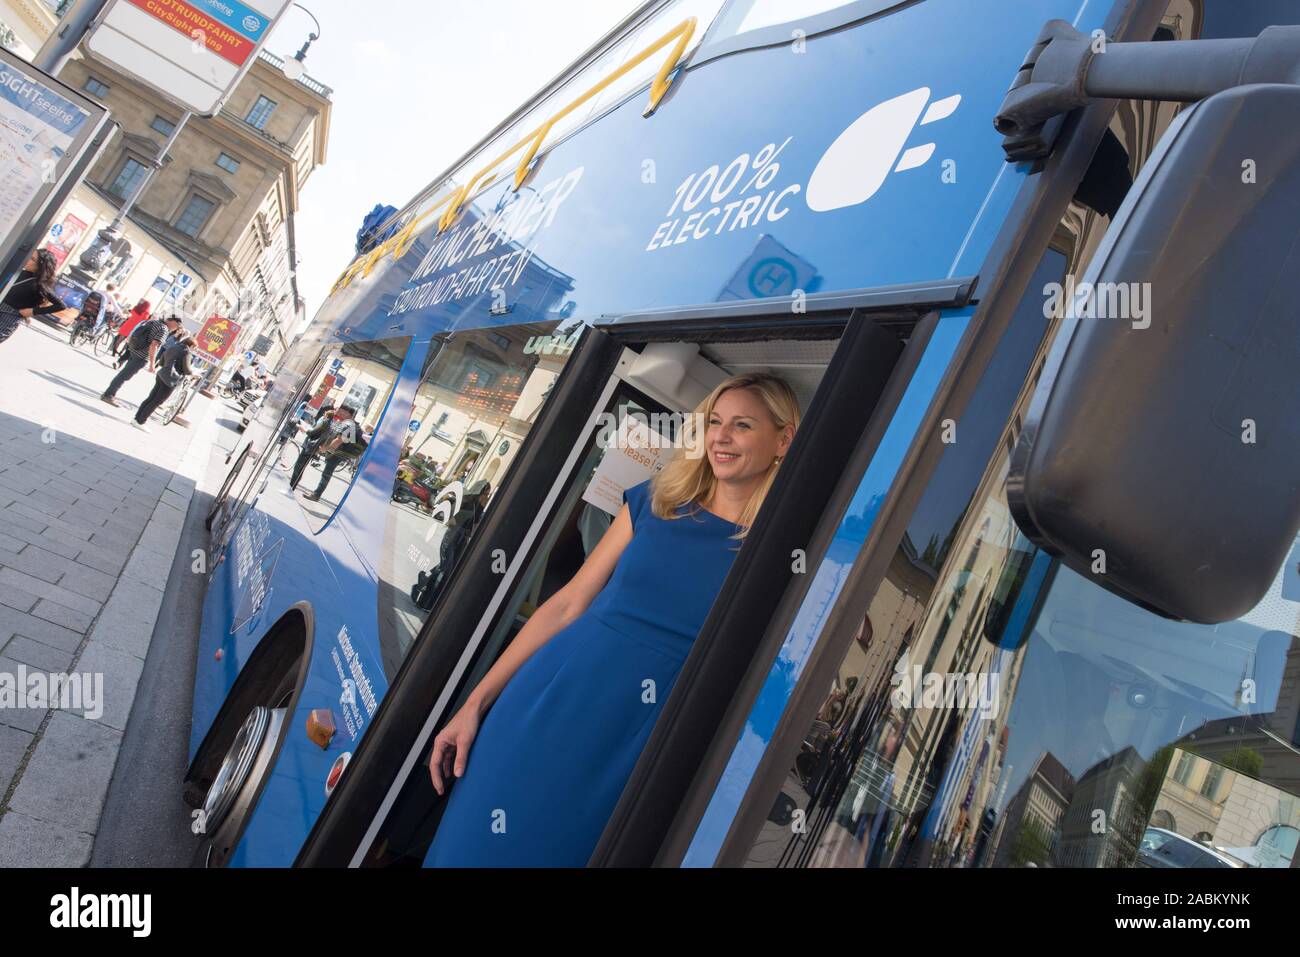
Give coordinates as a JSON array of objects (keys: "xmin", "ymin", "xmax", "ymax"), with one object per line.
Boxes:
[{"xmin": 424, "ymin": 372, "xmax": 799, "ymax": 867}]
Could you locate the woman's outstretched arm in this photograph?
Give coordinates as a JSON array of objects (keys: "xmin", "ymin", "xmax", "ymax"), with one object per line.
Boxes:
[{"xmin": 429, "ymin": 503, "xmax": 634, "ymax": 793}]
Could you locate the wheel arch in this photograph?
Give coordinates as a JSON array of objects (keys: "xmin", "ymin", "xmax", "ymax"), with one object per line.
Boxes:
[{"xmin": 184, "ymin": 601, "xmax": 315, "ymax": 802}]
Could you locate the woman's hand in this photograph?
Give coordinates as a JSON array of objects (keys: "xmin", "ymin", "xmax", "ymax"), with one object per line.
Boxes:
[{"xmin": 428, "ymin": 701, "xmax": 483, "ymax": 795}]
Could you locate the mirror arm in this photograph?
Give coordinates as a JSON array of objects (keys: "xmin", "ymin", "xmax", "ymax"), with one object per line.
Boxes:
[{"xmin": 995, "ymin": 21, "xmax": 1300, "ymax": 160}]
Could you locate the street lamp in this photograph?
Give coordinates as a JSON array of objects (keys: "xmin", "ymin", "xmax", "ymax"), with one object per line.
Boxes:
[{"xmin": 280, "ymin": 3, "xmax": 321, "ymax": 81}]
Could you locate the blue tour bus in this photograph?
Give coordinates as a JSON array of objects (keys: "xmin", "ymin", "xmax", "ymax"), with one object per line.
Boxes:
[{"xmin": 190, "ymin": 0, "xmax": 1300, "ymax": 868}]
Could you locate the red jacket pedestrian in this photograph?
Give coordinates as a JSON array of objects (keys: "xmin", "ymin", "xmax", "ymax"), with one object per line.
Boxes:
[{"xmin": 113, "ymin": 301, "xmax": 151, "ymax": 359}]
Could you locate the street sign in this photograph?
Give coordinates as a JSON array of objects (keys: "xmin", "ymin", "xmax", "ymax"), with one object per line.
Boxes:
[
  {"xmin": 86, "ymin": 0, "xmax": 293, "ymax": 115},
  {"xmin": 166, "ymin": 270, "xmax": 193, "ymax": 300},
  {"xmin": 0, "ymin": 47, "xmax": 111, "ymax": 297}
]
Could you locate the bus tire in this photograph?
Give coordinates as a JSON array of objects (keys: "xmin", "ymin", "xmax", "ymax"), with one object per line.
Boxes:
[
  {"xmin": 184, "ymin": 607, "xmax": 312, "ymax": 866},
  {"xmin": 192, "ymin": 665, "xmax": 298, "ymax": 867}
]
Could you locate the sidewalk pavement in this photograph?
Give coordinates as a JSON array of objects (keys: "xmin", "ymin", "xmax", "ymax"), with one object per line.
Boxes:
[{"xmin": 0, "ymin": 318, "xmax": 221, "ymax": 866}]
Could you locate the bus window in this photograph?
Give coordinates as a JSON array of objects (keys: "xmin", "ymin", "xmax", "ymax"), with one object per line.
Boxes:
[
  {"xmin": 208, "ymin": 344, "xmax": 330, "ymax": 543},
  {"xmin": 376, "ymin": 321, "xmax": 579, "ymax": 679},
  {"xmin": 744, "ymin": 416, "xmax": 1300, "ymax": 869},
  {"xmin": 291, "ymin": 336, "xmax": 409, "ymax": 532}
]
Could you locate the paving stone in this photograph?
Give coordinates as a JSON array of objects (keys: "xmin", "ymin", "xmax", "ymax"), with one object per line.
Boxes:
[
  {"xmin": 0, "ymin": 473, "xmax": 37, "ymax": 496},
  {"xmin": 135, "ymin": 520, "xmax": 182, "ymax": 558},
  {"xmin": 5, "ymin": 502, "xmax": 93, "ymax": 541},
  {"xmin": 0, "ymin": 810, "xmax": 94, "ymax": 868},
  {"xmin": 0, "ymin": 520, "xmax": 80, "ymax": 560},
  {"xmin": 0, "ymin": 588, "xmax": 98, "ymax": 640},
  {"xmin": 0, "ymin": 547, "xmax": 66, "ymax": 585},
  {"xmin": 159, "ymin": 487, "xmax": 190, "ymax": 512},
  {"xmin": 70, "ymin": 546, "xmax": 125, "ymax": 577},
  {"xmin": 54, "ymin": 504, "xmax": 113, "ymax": 531},
  {"xmin": 7, "ymin": 711, "xmax": 123, "ymax": 834},
  {"xmin": 11, "ymin": 494, "xmax": 62, "ymax": 519},
  {"xmin": 85, "ymin": 577, "xmax": 164, "ymax": 661},
  {"xmin": 29, "ymin": 599, "xmax": 95, "ymax": 635},
  {"xmin": 0, "ymin": 657, "xmax": 45, "ymax": 733},
  {"xmin": 3, "ymin": 544, "xmax": 116, "ymax": 602},
  {"xmin": 1, "ymin": 635, "xmax": 74, "ymax": 672},
  {"xmin": 0, "ymin": 723, "xmax": 33, "ymax": 794},
  {"xmin": 0, "ymin": 509, "xmax": 50, "ymax": 536},
  {"xmin": 77, "ymin": 488, "xmax": 127, "ymax": 511},
  {"xmin": 0, "ymin": 585, "xmax": 39, "ymax": 614},
  {"xmin": 45, "ymin": 475, "xmax": 92, "ymax": 498},
  {"xmin": 97, "ymin": 475, "xmax": 134, "ymax": 498},
  {"xmin": 67, "ymin": 640, "xmax": 142, "ymax": 731},
  {"xmin": 87, "ymin": 526, "xmax": 140, "ymax": 550},
  {"xmin": 121, "ymin": 543, "xmax": 173, "ymax": 589},
  {"xmin": 0, "ymin": 811, "xmax": 95, "ymax": 867},
  {"xmin": 28, "ymin": 487, "xmax": 82, "ymax": 512}
]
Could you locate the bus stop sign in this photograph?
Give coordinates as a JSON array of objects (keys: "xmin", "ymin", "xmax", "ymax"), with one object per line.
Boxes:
[{"xmin": 86, "ymin": 0, "xmax": 293, "ymax": 115}]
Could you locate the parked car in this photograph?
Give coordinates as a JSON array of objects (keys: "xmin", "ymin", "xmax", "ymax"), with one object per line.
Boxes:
[{"xmin": 1137, "ymin": 827, "xmax": 1244, "ymax": 868}]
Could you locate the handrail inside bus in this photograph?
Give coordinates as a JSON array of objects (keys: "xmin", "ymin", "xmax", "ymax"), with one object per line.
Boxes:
[{"xmin": 332, "ymin": 16, "xmax": 698, "ymax": 295}]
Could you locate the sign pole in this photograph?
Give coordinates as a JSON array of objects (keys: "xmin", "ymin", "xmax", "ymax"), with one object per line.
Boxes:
[
  {"xmin": 74, "ymin": 110, "xmax": 193, "ymax": 277},
  {"xmin": 32, "ymin": 0, "xmax": 111, "ymax": 74}
]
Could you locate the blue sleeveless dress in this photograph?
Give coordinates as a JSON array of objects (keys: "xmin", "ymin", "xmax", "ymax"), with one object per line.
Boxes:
[{"xmin": 424, "ymin": 479, "xmax": 740, "ymax": 867}]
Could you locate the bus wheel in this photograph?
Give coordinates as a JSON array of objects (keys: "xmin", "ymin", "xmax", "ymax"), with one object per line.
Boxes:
[{"xmin": 195, "ymin": 667, "xmax": 296, "ymax": 867}]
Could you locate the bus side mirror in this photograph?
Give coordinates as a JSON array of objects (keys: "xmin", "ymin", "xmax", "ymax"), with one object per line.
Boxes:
[{"xmin": 1007, "ymin": 84, "xmax": 1300, "ymax": 624}]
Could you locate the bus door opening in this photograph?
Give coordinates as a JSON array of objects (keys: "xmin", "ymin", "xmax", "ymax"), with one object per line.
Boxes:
[{"xmin": 361, "ymin": 325, "xmax": 850, "ymax": 866}]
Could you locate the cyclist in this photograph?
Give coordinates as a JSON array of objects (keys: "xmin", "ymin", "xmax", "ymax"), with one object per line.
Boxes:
[{"xmin": 69, "ymin": 289, "xmax": 106, "ymax": 345}]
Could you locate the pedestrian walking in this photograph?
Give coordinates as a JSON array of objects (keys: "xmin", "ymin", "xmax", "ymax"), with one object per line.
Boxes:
[
  {"xmin": 132, "ymin": 330, "xmax": 194, "ymax": 430},
  {"xmin": 101, "ymin": 314, "xmax": 179, "ymax": 407},
  {"xmin": 303, "ymin": 406, "xmax": 366, "ymax": 502},
  {"xmin": 289, "ymin": 404, "xmax": 358, "ymax": 494},
  {"xmin": 0, "ymin": 249, "xmax": 67, "ymax": 346},
  {"xmin": 114, "ymin": 300, "xmax": 151, "ymax": 360},
  {"xmin": 96, "ymin": 282, "xmax": 124, "ymax": 337}
]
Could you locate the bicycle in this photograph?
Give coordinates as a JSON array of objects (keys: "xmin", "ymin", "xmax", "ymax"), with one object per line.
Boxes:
[
  {"xmin": 92, "ymin": 324, "xmax": 118, "ymax": 358},
  {"xmin": 155, "ymin": 376, "xmax": 199, "ymax": 426},
  {"xmin": 277, "ymin": 433, "xmax": 304, "ymax": 471},
  {"xmin": 68, "ymin": 318, "xmax": 96, "ymax": 348}
]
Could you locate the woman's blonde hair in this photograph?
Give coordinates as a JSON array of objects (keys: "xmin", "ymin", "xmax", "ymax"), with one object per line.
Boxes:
[{"xmin": 650, "ymin": 372, "xmax": 800, "ymax": 539}]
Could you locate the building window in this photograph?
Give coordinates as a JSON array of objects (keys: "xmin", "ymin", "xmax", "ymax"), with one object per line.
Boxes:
[
  {"xmin": 83, "ymin": 76, "xmax": 109, "ymax": 97},
  {"xmin": 1199, "ymin": 764, "xmax": 1224, "ymax": 800},
  {"xmin": 1173, "ymin": 751, "xmax": 1194, "ymax": 786},
  {"xmin": 107, "ymin": 157, "xmax": 148, "ymax": 201},
  {"xmin": 174, "ymin": 194, "xmax": 216, "ymax": 238},
  {"xmin": 244, "ymin": 95, "xmax": 277, "ymax": 130},
  {"xmin": 150, "ymin": 115, "xmax": 176, "ymax": 137},
  {"xmin": 215, "ymin": 152, "xmax": 240, "ymax": 174}
]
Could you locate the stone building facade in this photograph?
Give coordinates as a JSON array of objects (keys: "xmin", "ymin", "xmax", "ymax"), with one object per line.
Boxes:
[{"xmin": 0, "ymin": 0, "xmax": 331, "ymax": 368}]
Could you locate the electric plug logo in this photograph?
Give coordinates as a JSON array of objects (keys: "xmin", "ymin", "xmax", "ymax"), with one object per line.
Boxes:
[{"xmin": 806, "ymin": 87, "xmax": 961, "ymax": 212}]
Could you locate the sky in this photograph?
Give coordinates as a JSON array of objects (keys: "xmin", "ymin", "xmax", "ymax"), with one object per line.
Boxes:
[{"xmin": 261, "ymin": 0, "xmax": 644, "ymax": 329}]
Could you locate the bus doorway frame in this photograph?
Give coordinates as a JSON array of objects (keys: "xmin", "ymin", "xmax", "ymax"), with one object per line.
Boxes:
[{"xmin": 292, "ymin": 293, "xmax": 968, "ymax": 867}]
